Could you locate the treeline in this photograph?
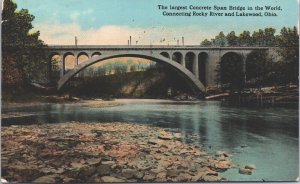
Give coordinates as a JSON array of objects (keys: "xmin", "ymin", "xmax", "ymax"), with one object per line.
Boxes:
[
  {"xmin": 2, "ymin": 0, "xmax": 49, "ymax": 86},
  {"xmin": 205, "ymin": 27, "xmax": 299, "ymax": 91},
  {"xmin": 82, "ymin": 60, "xmax": 156, "ymax": 77},
  {"xmin": 201, "ymin": 27, "xmax": 298, "ymax": 47}
]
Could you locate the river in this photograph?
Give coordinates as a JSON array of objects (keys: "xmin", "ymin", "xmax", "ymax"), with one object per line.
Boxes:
[{"xmin": 1, "ymin": 99, "xmax": 299, "ymax": 181}]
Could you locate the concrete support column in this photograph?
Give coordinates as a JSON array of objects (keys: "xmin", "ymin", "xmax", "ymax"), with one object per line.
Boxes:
[
  {"xmin": 182, "ymin": 52, "xmax": 186, "ymax": 68},
  {"xmin": 88, "ymin": 51, "xmax": 92, "ymax": 60},
  {"xmin": 61, "ymin": 54, "xmax": 65, "ymax": 77},
  {"xmin": 242, "ymin": 54, "xmax": 247, "ymax": 82},
  {"xmin": 75, "ymin": 53, "xmax": 79, "ymax": 65},
  {"xmin": 206, "ymin": 51, "xmax": 221, "ymax": 86},
  {"xmin": 193, "ymin": 55, "xmax": 199, "ymax": 79}
]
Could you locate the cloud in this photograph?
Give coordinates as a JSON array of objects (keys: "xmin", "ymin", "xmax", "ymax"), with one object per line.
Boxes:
[
  {"xmin": 82, "ymin": 9, "xmax": 93, "ymax": 15},
  {"xmin": 70, "ymin": 11, "xmax": 80, "ymax": 22},
  {"xmin": 34, "ymin": 23, "xmax": 216, "ymax": 45}
]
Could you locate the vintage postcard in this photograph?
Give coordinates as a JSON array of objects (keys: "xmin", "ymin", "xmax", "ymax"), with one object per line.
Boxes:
[{"xmin": 1, "ymin": 0, "xmax": 299, "ymax": 183}]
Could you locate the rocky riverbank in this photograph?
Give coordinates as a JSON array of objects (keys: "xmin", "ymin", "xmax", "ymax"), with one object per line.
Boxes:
[{"xmin": 1, "ymin": 122, "xmax": 232, "ymax": 183}]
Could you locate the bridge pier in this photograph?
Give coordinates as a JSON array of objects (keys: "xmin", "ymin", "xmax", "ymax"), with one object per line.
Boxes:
[
  {"xmin": 60, "ymin": 58, "xmax": 64, "ymax": 78},
  {"xmin": 242, "ymin": 54, "xmax": 247, "ymax": 82},
  {"xmin": 182, "ymin": 52, "xmax": 186, "ymax": 68},
  {"xmin": 206, "ymin": 51, "xmax": 221, "ymax": 86},
  {"xmin": 194, "ymin": 55, "xmax": 199, "ymax": 80}
]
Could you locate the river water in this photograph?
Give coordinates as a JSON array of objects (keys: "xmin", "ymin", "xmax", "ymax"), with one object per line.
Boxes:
[{"xmin": 1, "ymin": 99, "xmax": 299, "ymax": 181}]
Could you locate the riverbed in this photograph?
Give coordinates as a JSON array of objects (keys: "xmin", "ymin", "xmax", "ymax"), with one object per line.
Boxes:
[{"xmin": 1, "ymin": 99, "xmax": 299, "ymax": 181}]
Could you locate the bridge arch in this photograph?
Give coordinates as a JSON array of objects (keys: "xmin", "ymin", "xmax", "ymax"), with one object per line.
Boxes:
[
  {"xmin": 91, "ymin": 52, "xmax": 101, "ymax": 58},
  {"xmin": 172, "ymin": 52, "xmax": 183, "ymax": 64},
  {"xmin": 63, "ymin": 52, "xmax": 76, "ymax": 72},
  {"xmin": 220, "ymin": 52, "xmax": 244, "ymax": 87},
  {"xmin": 49, "ymin": 53, "xmax": 62, "ymax": 82},
  {"xmin": 198, "ymin": 52, "xmax": 208, "ymax": 86},
  {"xmin": 160, "ymin": 52, "xmax": 170, "ymax": 59},
  {"xmin": 57, "ymin": 52, "xmax": 205, "ymax": 93},
  {"xmin": 185, "ymin": 52, "xmax": 196, "ymax": 74},
  {"xmin": 77, "ymin": 52, "xmax": 89, "ymax": 59}
]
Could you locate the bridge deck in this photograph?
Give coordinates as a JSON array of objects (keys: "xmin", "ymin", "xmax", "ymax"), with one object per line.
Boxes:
[{"xmin": 48, "ymin": 45, "xmax": 271, "ymax": 50}]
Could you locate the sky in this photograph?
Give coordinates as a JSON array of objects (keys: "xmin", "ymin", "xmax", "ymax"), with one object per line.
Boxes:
[{"xmin": 15, "ymin": 0, "xmax": 299, "ymax": 45}]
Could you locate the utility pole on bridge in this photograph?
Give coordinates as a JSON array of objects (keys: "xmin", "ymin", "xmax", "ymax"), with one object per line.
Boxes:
[{"xmin": 75, "ymin": 36, "xmax": 78, "ymax": 47}]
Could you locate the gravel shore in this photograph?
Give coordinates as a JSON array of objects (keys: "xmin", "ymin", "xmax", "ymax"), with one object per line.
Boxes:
[{"xmin": 1, "ymin": 122, "xmax": 232, "ymax": 182}]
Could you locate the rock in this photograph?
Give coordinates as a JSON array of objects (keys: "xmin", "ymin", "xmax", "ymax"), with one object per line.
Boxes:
[
  {"xmin": 173, "ymin": 133, "xmax": 181, "ymax": 140},
  {"xmin": 158, "ymin": 160, "xmax": 172, "ymax": 168},
  {"xmin": 205, "ymin": 169, "xmax": 218, "ymax": 176},
  {"xmin": 70, "ymin": 162, "xmax": 86, "ymax": 170},
  {"xmin": 121, "ymin": 169, "xmax": 136, "ymax": 179},
  {"xmin": 176, "ymin": 172, "xmax": 192, "ymax": 181},
  {"xmin": 108, "ymin": 144, "xmax": 138, "ymax": 158},
  {"xmin": 179, "ymin": 149, "xmax": 190, "ymax": 155},
  {"xmin": 54, "ymin": 168, "xmax": 64, "ymax": 174},
  {"xmin": 86, "ymin": 158, "xmax": 101, "ymax": 165},
  {"xmin": 101, "ymin": 155, "xmax": 112, "ymax": 161},
  {"xmin": 97, "ymin": 164, "xmax": 111, "ymax": 176},
  {"xmin": 215, "ymin": 151, "xmax": 229, "ymax": 157},
  {"xmin": 239, "ymin": 168, "xmax": 252, "ymax": 175},
  {"xmin": 166, "ymin": 169, "xmax": 179, "ymax": 178},
  {"xmin": 101, "ymin": 161, "xmax": 115, "ymax": 165},
  {"xmin": 148, "ymin": 139, "xmax": 159, "ymax": 145},
  {"xmin": 101, "ymin": 176, "xmax": 125, "ymax": 182},
  {"xmin": 191, "ymin": 173, "xmax": 204, "ymax": 182},
  {"xmin": 40, "ymin": 167, "xmax": 56, "ymax": 174},
  {"xmin": 158, "ymin": 131, "xmax": 173, "ymax": 140},
  {"xmin": 245, "ymin": 164, "xmax": 256, "ymax": 170},
  {"xmin": 211, "ymin": 160, "xmax": 231, "ymax": 171},
  {"xmin": 134, "ymin": 171, "xmax": 144, "ymax": 179},
  {"xmin": 189, "ymin": 163, "xmax": 202, "ymax": 172},
  {"xmin": 155, "ymin": 172, "xmax": 167, "ymax": 181},
  {"xmin": 143, "ymin": 173, "xmax": 156, "ymax": 181},
  {"xmin": 202, "ymin": 175, "xmax": 222, "ymax": 182},
  {"xmin": 91, "ymin": 130, "xmax": 102, "ymax": 137},
  {"xmin": 33, "ymin": 175, "xmax": 56, "ymax": 183},
  {"xmin": 62, "ymin": 177, "xmax": 75, "ymax": 183},
  {"xmin": 79, "ymin": 165, "xmax": 96, "ymax": 177}
]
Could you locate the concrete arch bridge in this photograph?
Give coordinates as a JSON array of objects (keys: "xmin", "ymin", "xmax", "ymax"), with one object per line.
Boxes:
[{"xmin": 47, "ymin": 45, "xmax": 273, "ymax": 93}]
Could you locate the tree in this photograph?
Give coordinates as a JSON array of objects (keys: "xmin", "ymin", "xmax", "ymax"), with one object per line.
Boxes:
[
  {"xmin": 264, "ymin": 28, "xmax": 277, "ymax": 46},
  {"xmin": 252, "ymin": 29, "xmax": 265, "ymax": 46},
  {"xmin": 226, "ymin": 31, "xmax": 239, "ymax": 46},
  {"xmin": 239, "ymin": 31, "xmax": 252, "ymax": 46},
  {"xmin": 276, "ymin": 26, "xmax": 299, "ymax": 83},
  {"xmin": 2, "ymin": 0, "xmax": 48, "ymax": 85},
  {"xmin": 220, "ymin": 53, "xmax": 244, "ymax": 91},
  {"xmin": 214, "ymin": 32, "xmax": 226, "ymax": 46},
  {"xmin": 200, "ymin": 39, "xmax": 212, "ymax": 46},
  {"xmin": 246, "ymin": 51, "xmax": 273, "ymax": 88}
]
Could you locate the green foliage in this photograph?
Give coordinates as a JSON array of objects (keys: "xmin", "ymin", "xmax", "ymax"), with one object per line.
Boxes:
[
  {"xmin": 238, "ymin": 31, "xmax": 252, "ymax": 46},
  {"xmin": 200, "ymin": 39, "xmax": 212, "ymax": 46},
  {"xmin": 246, "ymin": 51, "xmax": 274, "ymax": 87},
  {"xmin": 252, "ymin": 29, "xmax": 265, "ymax": 46},
  {"xmin": 204, "ymin": 26, "xmax": 299, "ymax": 88},
  {"xmin": 226, "ymin": 31, "xmax": 238, "ymax": 46},
  {"xmin": 264, "ymin": 28, "xmax": 276, "ymax": 46},
  {"xmin": 276, "ymin": 26, "xmax": 299, "ymax": 83},
  {"xmin": 213, "ymin": 31, "xmax": 226, "ymax": 46},
  {"xmin": 202, "ymin": 27, "xmax": 280, "ymax": 47},
  {"xmin": 220, "ymin": 53, "xmax": 244, "ymax": 91},
  {"xmin": 2, "ymin": 0, "xmax": 48, "ymax": 85}
]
